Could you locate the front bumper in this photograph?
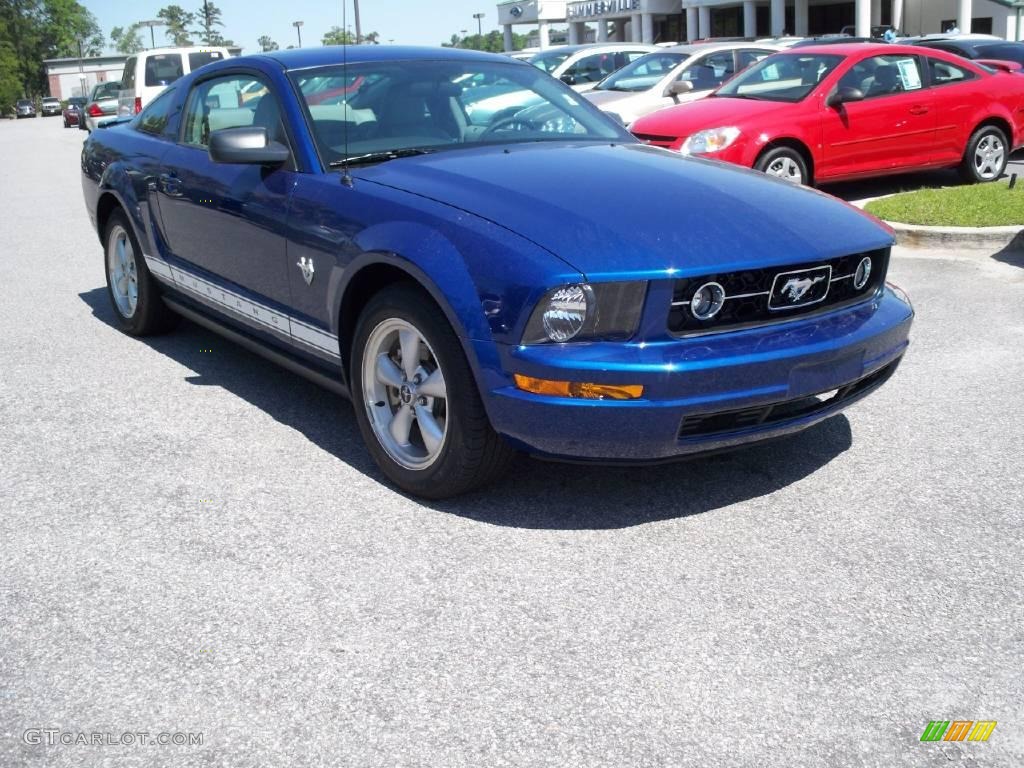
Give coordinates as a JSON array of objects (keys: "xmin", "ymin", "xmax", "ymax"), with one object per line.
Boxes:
[{"xmin": 483, "ymin": 285, "xmax": 913, "ymax": 462}]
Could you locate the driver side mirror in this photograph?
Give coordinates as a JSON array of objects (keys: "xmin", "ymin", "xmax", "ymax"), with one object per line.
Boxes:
[
  {"xmin": 560, "ymin": 73, "xmax": 577, "ymax": 86},
  {"xmin": 208, "ymin": 127, "xmax": 290, "ymax": 165},
  {"xmin": 665, "ymin": 80, "xmax": 694, "ymax": 97},
  {"xmin": 827, "ymin": 86, "xmax": 865, "ymax": 108}
]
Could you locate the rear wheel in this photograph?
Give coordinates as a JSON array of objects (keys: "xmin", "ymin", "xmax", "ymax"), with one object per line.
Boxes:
[
  {"xmin": 960, "ymin": 124, "xmax": 1008, "ymax": 183},
  {"xmin": 350, "ymin": 284, "xmax": 515, "ymax": 499},
  {"xmin": 755, "ymin": 146, "xmax": 810, "ymax": 185},
  {"xmin": 103, "ymin": 210, "xmax": 178, "ymax": 336}
]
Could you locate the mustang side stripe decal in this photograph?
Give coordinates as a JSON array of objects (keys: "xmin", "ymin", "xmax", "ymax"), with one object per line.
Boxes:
[{"xmin": 143, "ymin": 253, "xmax": 340, "ymax": 359}]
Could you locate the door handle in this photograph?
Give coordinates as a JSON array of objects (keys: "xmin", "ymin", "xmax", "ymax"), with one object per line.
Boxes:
[
  {"xmin": 159, "ymin": 173, "xmax": 183, "ymax": 197},
  {"xmin": 909, "ymin": 105, "xmax": 930, "ymax": 115}
]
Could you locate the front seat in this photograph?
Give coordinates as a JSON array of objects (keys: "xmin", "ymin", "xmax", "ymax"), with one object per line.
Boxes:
[
  {"xmin": 252, "ymin": 95, "xmax": 285, "ymax": 144},
  {"xmin": 867, "ymin": 65, "xmax": 900, "ymax": 97}
]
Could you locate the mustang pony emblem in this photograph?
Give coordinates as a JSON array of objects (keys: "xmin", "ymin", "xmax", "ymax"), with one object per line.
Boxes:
[
  {"xmin": 297, "ymin": 257, "xmax": 315, "ymax": 286},
  {"xmin": 781, "ymin": 274, "xmax": 826, "ymax": 303}
]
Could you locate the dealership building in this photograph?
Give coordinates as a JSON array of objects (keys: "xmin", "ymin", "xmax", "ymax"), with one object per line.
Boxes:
[{"xmin": 498, "ymin": 0, "xmax": 1024, "ymax": 48}]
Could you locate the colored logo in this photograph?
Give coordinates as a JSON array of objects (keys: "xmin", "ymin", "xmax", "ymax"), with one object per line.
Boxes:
[{"xmin": 920, "ymin": 721, "xmax": 997, "ymax": 742}]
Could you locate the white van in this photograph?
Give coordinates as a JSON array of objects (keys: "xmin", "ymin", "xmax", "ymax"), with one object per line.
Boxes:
[{"xmin": 117, "ymin": 47, "xmax": 231, "ymax": 116}]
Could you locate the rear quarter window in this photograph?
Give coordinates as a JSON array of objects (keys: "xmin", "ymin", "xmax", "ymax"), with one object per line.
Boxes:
[
  {"xmin": 122, "ymin": 57, "xmax": 137, "ymax": 90},
  {"xmin": 145, "ymin": 54, "xmax": 184, "ymax": 87}
]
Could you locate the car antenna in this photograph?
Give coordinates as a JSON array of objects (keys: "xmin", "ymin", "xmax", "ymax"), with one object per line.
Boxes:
[{"xmin": 340, "ymin": 0, "xmax": 354, "ymax": 187}]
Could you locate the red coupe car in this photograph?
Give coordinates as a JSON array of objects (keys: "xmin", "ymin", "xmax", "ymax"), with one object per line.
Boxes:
[{"xmin": 630, "ymin": 43, "xmax": 1024, "ymax": 185}]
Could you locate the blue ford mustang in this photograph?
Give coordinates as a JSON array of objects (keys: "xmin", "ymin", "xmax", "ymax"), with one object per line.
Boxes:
[{"xmin": 81, "ymin": 46, "xmax": 913, "ymax": 498}]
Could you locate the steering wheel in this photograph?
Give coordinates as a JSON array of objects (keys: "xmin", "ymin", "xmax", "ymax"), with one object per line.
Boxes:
[{"xmin": 480, "ymin": 114, "xmax": 540, "ymax": 138}]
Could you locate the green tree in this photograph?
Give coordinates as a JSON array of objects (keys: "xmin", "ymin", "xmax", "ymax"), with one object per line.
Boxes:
[
  {"xmin": 0, "ymin": 37, "xmax": 22, "ymax": 110},
  {"xmin": 362, "ymin": 31, "xmax": 380, "ymax": 44},
  {"xmin": 157, "ymin": 5, "xmax": 193, "ymax": 46},
  {"xmin": 321, "ymin": 26, "xmax": 355, "ymax": 46},
  {"xmin": 444, "ymin": 29, "xmax": 528, "ymax": 52},
  {"xmin": 257, "ymin": 34, "xmax": 277, "ymax": 52},
  {"xmin": 110, "ymin": 23, "xmax": 144, "ymax": 54},
  {"xmin": 194, "ymin": 1, "xmax": 231, "ymax": 46}
]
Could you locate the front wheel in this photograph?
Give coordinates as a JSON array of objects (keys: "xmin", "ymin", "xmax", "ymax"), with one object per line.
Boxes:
[
  {"xmin": 350, "ymin": 284, "xmax": 515, "ymax": 499},
  {"xmin": 960, "ymin": 125, "xmax": 1008, "ymax": 183},
  {"xmin": 755, "ymin": 146, "xmax": 810, "ymax": 185}
]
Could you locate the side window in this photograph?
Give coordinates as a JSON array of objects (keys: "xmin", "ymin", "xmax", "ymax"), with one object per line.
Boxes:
[
  {"xmin": 135, "ymin": 88, "xmax": 176, "ymax": 136},
  {"xmin": 182, "ymin": 74, "xmax": 285, "ymax": 149},
  {"xmin": 928, "ymin": 58, "xmax": 975, "ymax": 86},
  {"xmin": 739, "ymin": 49, "xmax": 774, "ymax": 69},
  {"xmin": 565, "ymin": 53, "xmax": 618, "ymax": 84},
  {"xmin": 121, "ymin": 57, "xmax": 136, "ymax": 91},
  {"xmin": 679, "ymin": 52, "xmax": 735, "ymax": 91},
  {"xmin": 839, "ymin": 55, "xmax": 923, "ymax": 98}
]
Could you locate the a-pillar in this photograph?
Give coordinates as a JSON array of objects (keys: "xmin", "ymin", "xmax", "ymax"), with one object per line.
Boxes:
[
  {"xmin": 770, "ymin": 0, "xmax": 785, "ymax": 36},
  {"xmin": 743, "ymin": 1, "xmax": 757, "ymax": 38},
  {"xmin": 957, "ymin": 0, "xmax": 972, "ymax": 33},
  {"xmin": 795, "ymin": 0, "xmax": 808, "ymax": 36}
]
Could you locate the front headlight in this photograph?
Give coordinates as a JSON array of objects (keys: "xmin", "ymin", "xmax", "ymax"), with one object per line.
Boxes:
[
  {"xmin": 522, "ymin": 281, "xmax": 648, "ymax": 344},
  {"xmin": 680, "ymin": 126, "xmax": 741, "ymax": 156}
]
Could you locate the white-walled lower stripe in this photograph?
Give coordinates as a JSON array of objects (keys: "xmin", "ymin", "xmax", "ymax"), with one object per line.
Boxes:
[{"xmin": 143, "ymin": 253, "xmax": 339, "ymax": 359}]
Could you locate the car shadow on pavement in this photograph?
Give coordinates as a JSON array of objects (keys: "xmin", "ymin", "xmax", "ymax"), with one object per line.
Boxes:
[
  {"xmin": 824, "ymin": 168, "xmax": 963, "ymax": 203},
  {"xmin": 80, "ymin": 287, "xmax": 852, "ymax": 530},
  {"xmin": 992, "ymin": 232, "xmax": 1024, "ymax": 269}
]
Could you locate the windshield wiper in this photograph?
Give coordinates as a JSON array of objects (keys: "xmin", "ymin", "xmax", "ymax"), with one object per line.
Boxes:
[{"xmin": 328, "ymin": 148, "xmax": 436, "ymax": 168}]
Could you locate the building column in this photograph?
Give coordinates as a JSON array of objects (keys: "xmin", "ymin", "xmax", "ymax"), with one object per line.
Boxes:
[
  {"xmin": 743, "ymin": 1, "xmax": 757, "ymax": 38},
  {"xmin": 795, "ymin": 0, "xmax": 808, "ymax": 36},
  {"xmin": 855, "ymin": 0, "xmax": 871, "ymax": 38},
  {"xmin": 641, "ymin": 13, "xmax": 655, "ymax": 43},
  {"xmin": 568, "ymin": 22, "xmax": 581, "ymax": 45},
  {"xmin": 614, "ymin": 18, "xmax": 627, "ymax": 41},
  {"xmin": 597, "ymin": 20, "xmax": 609, "ymax": 41},
  {"xmin": 770, "ymin": 0, "xmax": 785, "ymax": 36},
  {"xmin": 892, "ymin": 0, "xmax": 904, "ymax": 32},
  {"xmin": 538, "ymin": 20, "xmax": 550, "ymax": 49},
  {"xmin": 870, "ymin": 0, "xmax": 882, "ymax": 26},
  {"xmin": 631, "ymin": 13, "xmax": 643, "ymax": 42},
  {"xmin": 503, "ymin": 24, "xmax": 514, "ymax": 51},
  {"xmin": 957, "ymin": 0, "xmax": 972, "ymax": 33},
  {"xmin": 686, "ymin": 6, "xmax": 699, "ymax": 41},
  {"xmin": 698, "ymin": 6, "xmax": 711, "ymax": 39}
]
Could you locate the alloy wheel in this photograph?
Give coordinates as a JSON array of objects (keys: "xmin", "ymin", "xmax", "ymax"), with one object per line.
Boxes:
[
  {"xmin": 765, "ymin": 156, "xmax": 803, "ymax": 184},
  {"xmin": 361, "ymin": 318, "xmax": 448, "ymax": 471},
  {"xmin": 107, "ymin": 224, "xmax": 138, "ymax": 318},
  {"xmin": 974, "ymin": 134, "xmax": 1005, "ymax": 181}
]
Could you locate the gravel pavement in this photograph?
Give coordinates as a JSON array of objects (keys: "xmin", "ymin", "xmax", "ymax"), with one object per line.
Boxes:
[{"xmin": 1, "ymin": 116, "xmax": 1023, "ymax": 768}]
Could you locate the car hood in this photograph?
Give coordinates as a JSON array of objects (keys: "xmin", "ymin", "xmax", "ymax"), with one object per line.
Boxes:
[
  {"xmin": 356, "ymin": 142, "xmax": 891, "ymax": 280},
  {"xmin": 631, "ymin": 95, "xmax": 795, "ymax": 138},
  {"xmin": 584, "ymin": 89, "xmax": 647, "ymax": 110}
]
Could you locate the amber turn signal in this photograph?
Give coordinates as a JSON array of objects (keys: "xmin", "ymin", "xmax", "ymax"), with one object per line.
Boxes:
[{"xmin": 513, "ymin": 374, "xmax": 643, "ymax": 400}]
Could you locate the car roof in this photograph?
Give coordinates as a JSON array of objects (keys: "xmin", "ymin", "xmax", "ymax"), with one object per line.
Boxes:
[
  {"xmin": 263, "ymin": 45, "xmax": 516, "ymax": 70},
  {"xmin": 660, "ymin": 41, "xmax": 777, "ymax": 55},
  {"xmin": 784, "ymin": 42, "xmax": 922, "ymax": 56}
]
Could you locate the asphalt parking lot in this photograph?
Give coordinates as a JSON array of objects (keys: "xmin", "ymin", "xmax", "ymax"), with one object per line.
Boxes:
[{"xmin": 1, "ymin": 116, "xmax": 1022, "ymax": 768}]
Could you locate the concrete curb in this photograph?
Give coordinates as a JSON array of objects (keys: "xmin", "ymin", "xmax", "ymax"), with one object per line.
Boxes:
[{"xmin": 886, "ymin": 220, "xmax": 1024, "ymax": 251}]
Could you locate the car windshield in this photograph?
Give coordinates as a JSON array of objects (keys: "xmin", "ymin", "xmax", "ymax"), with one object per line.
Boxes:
[
  {"xmin": 715, "ymin": 53, "xmax": 843, "ymax": 102},
  {"xmin": 974, "ymin": 43, "xmax": 1024, "ymax": 65},
  {"xmin": 291, "ymin": 59, "xmax": 629, "ymax": 167},
  {"xmin": 68, "ymin": 97, "xmax": 86, "ymax": 106},
  {"xmin": 17, "ymin": 99, "xmax": 31, "ymax": 107},
  {"xmin": 43, "ymin": 97, "xmax": 59, "ymax": 103},
  {"xmin": 530, "ymin": 50, "xmax": 572, "ymax": 73},
  {"xmin": 594, "ymin": 52, "xmax": 687, "ymax": 92}
]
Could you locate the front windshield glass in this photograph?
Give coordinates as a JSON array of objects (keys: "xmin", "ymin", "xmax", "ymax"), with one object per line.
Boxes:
[
  {"xmin": 594, "ymin": 52, "xmax": 686, "ymax": 92},
  {"xmin": 716, "ymin": 53, "xmax": 843, "ymax": 102},
  {"xmin": 530, "ymin": 50, "xmax": 572, "ymax": 73},
  {"xmin": 975, "ymin": 43, "xmax": 1024, "ymax": 65},
  {"xmin": 93, "ymin": 81, "xmax": 121, "ymax": 100},
  {"xmin": 291, "ymin": 60, "xmax": 629, "ymax": 167}
]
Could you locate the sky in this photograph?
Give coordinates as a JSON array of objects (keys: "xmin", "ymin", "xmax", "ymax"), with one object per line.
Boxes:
[{"xmin": 82, "ymin": 0, "xmax": 505, "ymax": 53}]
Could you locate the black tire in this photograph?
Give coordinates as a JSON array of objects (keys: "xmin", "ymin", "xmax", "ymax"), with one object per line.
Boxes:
[
  {"xmin": 349, "ymin": 283, "xmax": 516, "ymax": 499},
  {"xmin": 959, "ymin": 124, "xmax": 1008, "ymax": 184},
  {"xmin": 103, "ymin": 209, "xmax": 178, "ymax": 336},
  {"xmin": 754, "ymin": 146, "xmax": 811, "ymax": 185}
]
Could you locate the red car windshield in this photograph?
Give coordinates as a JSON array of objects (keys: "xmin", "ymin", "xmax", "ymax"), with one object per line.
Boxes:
[{"xmin": 716, "ymin": 53, "xmax": 844, "ymax": 102}]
